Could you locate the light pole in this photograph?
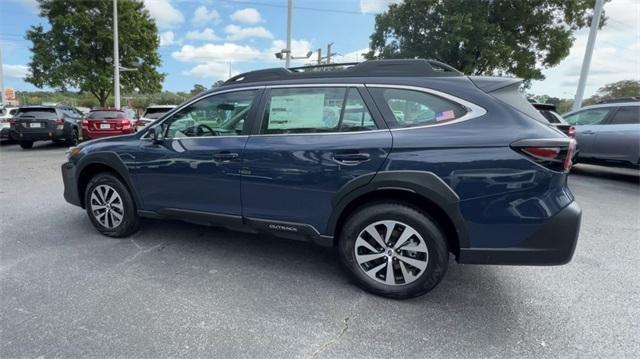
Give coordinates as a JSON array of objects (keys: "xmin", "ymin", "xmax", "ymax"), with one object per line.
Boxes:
[
  {"xmin": 113, "ymin": 0, "xmax": 120, "ymax": 109},
  {"xmin": 285, "ymin": 0, "xmax": 293, "ymax": 68},
  {"xmin": 573, "ymin": 0, "xmax": 604, "ymax": 111}
]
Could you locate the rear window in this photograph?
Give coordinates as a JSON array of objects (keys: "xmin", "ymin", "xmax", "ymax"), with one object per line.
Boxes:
[
  {"xmin": 491, "ymin": 85, "xmax": 548, "ymax": 123},
  {"xmin": 538, "ymin": 110, "xmax": 566, "ymax": 124},
  {"xmin": 88, "ymin": 111, "xmax": 125, "ymax": 119},
  {"xmin": 16, "ymin": 108, "xmax": 57, "ymax": 117},
  {"xmin": 371, "ymin": 88, "xmax": 467, "ymax": 128},
  {"xmin": 143, "ymin": 107, "xmax": 172, "ymax": 119}
]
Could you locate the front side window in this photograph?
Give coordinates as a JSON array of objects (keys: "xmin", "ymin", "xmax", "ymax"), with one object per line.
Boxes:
[
  {"xmin": 610, "ymin": 106, "xmax": 639, "ymax": 125},
  {"xmin": 564, "ymin": 108, "xmax": 612, "ymax": 125},
  {"xmin": 372, "ymin": 88, "xmax": 467, "ymax": 128},
  {"xmin": 164, "ymin": 90, "xmax": 257, "ymax": 138}
]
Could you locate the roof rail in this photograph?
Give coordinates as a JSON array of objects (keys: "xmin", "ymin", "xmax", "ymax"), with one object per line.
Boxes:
[{"xmin": 223, "ymin": 59, "xmax": 463, "ymax": 86}]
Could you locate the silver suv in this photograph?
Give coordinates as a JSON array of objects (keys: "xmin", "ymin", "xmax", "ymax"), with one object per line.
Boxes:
[{"xmin": 563, "ymin": 101, "xmax": 639, "ymax": 168}]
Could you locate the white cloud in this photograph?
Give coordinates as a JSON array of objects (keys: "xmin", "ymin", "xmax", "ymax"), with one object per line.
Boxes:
[
  {"xmin": 529, "ymin": 0, "xmax": 640, "ymax": 98},
  {"xmin": 143, "ymin": 0, "xmax": 184, "ymax": 29},
  {"xmin": 225, "ymin": 25, "xmax": 273, "ymax": 40},
  {"xmin": 184, "ymin": 62, "xmax": 238, "ymax": 80},
  {"xmin": 171, "ymin": 43, "xmax": 261, "ymax": 63},
  {"xmin": 333, "ymin": 48, "xmax": 369, "ymax": 63},
  {"xmin": 159, "ymin": 31, "xmax": 180, "ymax": 46},
  {"xmin": 185, "ymin": 28, "xmax": 220, "ymax": 41},
  {"xmin": 230, "ymin": 8, "xmax": 262, "ymax": 24},
  {"xmin": 3, "ymin": 64, "xmax": 30, "ymax": 79},
  {"xmin": 193, "ymin": 6, "xmax": 220, "ymax": 24},
  {"xmin": 359, "ymin": 0, "xmax": 402, "ymax": 14}
]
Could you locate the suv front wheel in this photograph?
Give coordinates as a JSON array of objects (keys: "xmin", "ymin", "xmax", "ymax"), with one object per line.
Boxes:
[
  {"xmin": 338, "ymin": 202, "xmax": 449, "ymax": 299},
  {"xmin": 84, "ymin": 173, "xmax": 140, "ymax": 237}
]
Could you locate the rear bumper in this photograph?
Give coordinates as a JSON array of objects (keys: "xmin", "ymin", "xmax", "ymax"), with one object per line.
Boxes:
[
  {"xmin": 12, "ymin": 129, "xmax": 66, "ymax": 142},
  {"xmin": 62, "ymin": 162, "xmax": 82, "ymax": 207},
  {"xmin": 458, "ymin": 201, "xmax": 581, "ymax": 265}
]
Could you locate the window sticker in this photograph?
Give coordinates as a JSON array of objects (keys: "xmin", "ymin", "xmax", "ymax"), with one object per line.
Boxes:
[{"xmin": 269, "ymin": 93, "xmax": 326, "ymax": 129}]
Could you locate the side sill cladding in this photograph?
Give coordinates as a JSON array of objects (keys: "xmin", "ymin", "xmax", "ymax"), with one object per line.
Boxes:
[{"xmin": 328, "ymin": 170, "xmax": 470, "ymax": 248}]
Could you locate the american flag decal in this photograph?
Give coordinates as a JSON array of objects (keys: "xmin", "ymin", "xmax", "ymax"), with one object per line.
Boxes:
[{"xmin": 436, "ymin": 110, "xmax": 455, "ymax": 122}]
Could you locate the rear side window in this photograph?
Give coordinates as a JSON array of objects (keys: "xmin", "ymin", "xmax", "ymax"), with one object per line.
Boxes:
[
  {"xmin": 370, "ymin": 88, "xmax": 467, "ymax": 128},
  {"xmin": 564, "ymin": 108, "xmax": 612, "ymax": 125},
  {"xmin": 262, "ymin": 87, "xmax": 376, "ymax": 134},
  {"xmin": 143, "ymin": 107, "xmax": 172, "ymax": 119},
  {"xmin": 88, "ymin": 111, "xmax": 125, "ymax": 119},
  {"xmin": 490, "ymin": 85, "xmax": 548, "ymax": 123},
  {"xmin": 610, "ymin": 106, "xmax": 639, "ymax": 125}
]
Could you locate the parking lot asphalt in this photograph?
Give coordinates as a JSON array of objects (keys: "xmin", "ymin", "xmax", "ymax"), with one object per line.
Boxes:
[{"xmin": 1, "ymin": 140, "xmax": 639, "ymax": 358}]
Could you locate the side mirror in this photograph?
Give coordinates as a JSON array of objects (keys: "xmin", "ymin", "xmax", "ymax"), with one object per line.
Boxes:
[{"xmin": 147, "ymin": 125, "xmax": 163, "ymax": 144}]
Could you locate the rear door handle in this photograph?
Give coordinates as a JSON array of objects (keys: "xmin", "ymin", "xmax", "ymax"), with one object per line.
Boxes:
[
  {"xmin": 213, "ymin": 152, "xmax": 239, "ymax": 160},
  {"xmin": 582, "ymin": 130, "xmax": 595, "ymax": 135},
  {"xmin": 333, "ymin": 152, "xmax": 370, "ymax": 164}
]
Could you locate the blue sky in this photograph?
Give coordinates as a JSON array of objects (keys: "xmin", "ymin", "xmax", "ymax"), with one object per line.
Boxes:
[{"xmin": 1, "ymin": 0, "xmax": 638, "ymax": 99}]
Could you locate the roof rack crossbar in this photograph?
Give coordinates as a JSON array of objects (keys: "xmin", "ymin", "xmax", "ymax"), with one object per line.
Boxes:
[{"xmin": 222, "ymin": 59, "xmax": 463, "ymax": 86}]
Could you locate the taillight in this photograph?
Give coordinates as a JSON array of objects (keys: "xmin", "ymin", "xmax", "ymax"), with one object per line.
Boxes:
[
  {"xmin": 512, "ymin": 138, "xmax": 575, "ymax": 172},
  {"xmin": 82, "ymin": 118, "xmax": 89, "ymax": 128},
  {"xmin": 568, "ymin": 126, "xmax": 576, "ymax": 138},
  {"xmin": 122, "ymin": 119, "xmax": 131, "ymax": 129},
  {"xmin": 55, "ymin": 118, "xmax": 65, "ymax": 129}
]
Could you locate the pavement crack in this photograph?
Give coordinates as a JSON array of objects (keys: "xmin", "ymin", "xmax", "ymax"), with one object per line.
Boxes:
[
  {"xmin": 123, "ymin": 242, "xmax": 165, "ymax": 264},
  {"xmin": 310, "ymin": 317, "xmax": 350, "ymax": 359}
]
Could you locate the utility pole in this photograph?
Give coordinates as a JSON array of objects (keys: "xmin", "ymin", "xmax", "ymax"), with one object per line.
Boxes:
[
  {"xmin": 317, "ymin": 48, "xmax": 322, "ymax": 65},
  {"xmin": 573, "ymin": 0, "xmax": 604, "ymax": 111},
  {"xmin": 285, "ymin": 0, "xmax": 293, "ymax": 68},
  {"xmin": 0, "ymin": 46, "xmax": 5, "ymax": 105},
  {"xmin": 326, "ymin": 43, "xmax": 333, "ymax": 64},
  {"xmin": 113, "ymin": 0, "xmax": 121, "ymax": 109}
]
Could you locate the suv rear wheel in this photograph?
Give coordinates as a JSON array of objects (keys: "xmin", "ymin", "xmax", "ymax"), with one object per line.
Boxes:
[
  {"xmin": 19, "ymin": 141, "xmax": 33, "ymax": 149},
  {"xmin": 84, "ymin": 173, "xmax": 140, "ymax": 237},
  {"xmin": 67, "ymin": 128, "xmax": 79, "ymax": 146},
  {"xmin": 338, "ymin": 202, "xmax": 449, "ymax": 299}
]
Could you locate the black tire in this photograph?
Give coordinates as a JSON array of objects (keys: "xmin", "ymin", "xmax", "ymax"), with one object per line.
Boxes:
[
  {"xmin": 67, "ymin": 128, "xmax": 79, "ymax": 146},
  {"xmin": 338, "ymin": 202, "xmax": 449, "ymax": 299},
  {"xmin": 84, "ymin": 172, "xmax": 140, "ymax": 237},
  {"xmin": 19, "ymin": 141, "xmax": 33, "ymax": 149}
]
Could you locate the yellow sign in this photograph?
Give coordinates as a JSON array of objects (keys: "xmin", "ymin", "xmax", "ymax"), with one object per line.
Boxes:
[{"xmin": 4, "ymin": 88, "xmax": 15, "ymax": 101}]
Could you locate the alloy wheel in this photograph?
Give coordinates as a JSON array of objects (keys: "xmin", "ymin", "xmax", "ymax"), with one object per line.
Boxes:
[
  {"xmin": 354, "ymin": 220, "xmax": 429, "ymax": 286},
  {"xmin": 90, "ymin": 184, "xmax": 124, "ymax": 229}
]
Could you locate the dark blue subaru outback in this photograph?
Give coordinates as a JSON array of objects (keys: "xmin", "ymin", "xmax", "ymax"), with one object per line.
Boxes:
[{"xmin": 62, "ymin": 60, "xmax": 581, "ymax": 299}]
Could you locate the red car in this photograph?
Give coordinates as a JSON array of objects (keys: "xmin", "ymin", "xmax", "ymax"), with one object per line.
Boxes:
[{"xmin": 82, "ymin": 109, "xmax": 135, "ymax": 140}]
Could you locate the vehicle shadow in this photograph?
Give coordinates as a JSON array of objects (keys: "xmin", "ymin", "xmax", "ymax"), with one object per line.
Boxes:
[{"xmin": 570, "ymin": 163, "xmax": 640, "ymax": 185}]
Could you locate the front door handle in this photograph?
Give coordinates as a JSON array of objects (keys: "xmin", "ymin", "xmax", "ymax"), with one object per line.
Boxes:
[
  {"xmin": 333, "ymin": 152, "xmax": 370, "ymax": 164},
  {"xmin": 582, "ymin": 130, "xmax": 595, "ymax": 135},
  {"xmin": 213, "ymin": 152, "xmax": 239, "ymax": 160}
]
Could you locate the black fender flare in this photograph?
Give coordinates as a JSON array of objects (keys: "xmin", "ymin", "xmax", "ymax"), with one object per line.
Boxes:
[
  {"xmin": 75, "ymin": 151, "xmax": 143, "ymax": 209},
  {"xmin": 327, "ymin": 170, "xmax": 469, "ymax": 248}
]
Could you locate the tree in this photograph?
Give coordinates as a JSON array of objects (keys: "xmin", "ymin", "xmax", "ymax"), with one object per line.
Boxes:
[
  {"xmin": 25, "ymin": 0, "xmax": 164, "ymax": 107},
  {"xmin": 589, "ymin": 80, "xmax": 640, "ymax": 102},
  {"xmin": 366, "ymin": 0, "xmax": 606, "ymax": 81},
  {"xmin": 191, "ymin": 84, "xmax": 207, "ymax": 96}
]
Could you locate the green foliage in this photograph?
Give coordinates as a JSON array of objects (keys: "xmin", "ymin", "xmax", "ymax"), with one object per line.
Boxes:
[
  {"xmin": 25, "ymin": 0, "xmax": 164, "ymax": 107},
  {"xmin": 190, "ymin": 84, "xmax": 207, "ymax": 96},
  {"xmin": 366, "ymin": 0, "xmax": 607, "ymax": 80},
  {"xmin": 590, "ymin": 80, "xmax": 640, "ymax": 102}
]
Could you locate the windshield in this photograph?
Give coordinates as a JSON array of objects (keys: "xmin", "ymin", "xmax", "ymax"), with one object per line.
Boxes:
[{"xmin": 88, "ymin": 111, "xmax": 125, "ymax": 119}]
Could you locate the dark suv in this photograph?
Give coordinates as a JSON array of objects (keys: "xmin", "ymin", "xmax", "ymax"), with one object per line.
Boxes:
[
  {"xmin": 61, "ymin": 60, "xmax": 581, "ymax": 299},
  {"xmin": 11, "ymin": 105, "xmax": 82, "ymax": 148}
]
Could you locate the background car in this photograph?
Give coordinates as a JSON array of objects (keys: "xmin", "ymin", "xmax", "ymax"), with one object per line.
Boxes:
[
  {"xmin": 81, "ymin": 109, "xmax": 135, "ymax": 140},
  {"xmin": 11, "ymin": 105, "xmax": 82, "ymax": 149},
  {"xmin": 563, "ymin": 101, "xmax": 639, "ymax": 168},
  {"xmin": 0, "ymin": 106, "xmax": 19, "ymax": 140},
  {"xmin": 532, "ymin": 103, "xmax": 575, "ymax": 137},
  {"xmin": 136, "ymin": 105, "xmax": 175, "ymax": 131}
]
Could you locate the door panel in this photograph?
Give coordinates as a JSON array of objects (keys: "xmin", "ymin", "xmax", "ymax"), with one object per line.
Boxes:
[
  {"xmin": 133, "ymin": 137, "xmax": 247, "ymax": 214},
  {"xmin": 592, "ymin": 106, "xmax": 640, "ymax": 162},
  {"xmin": 241, "ymin": 132, "xmax": 392, "ymax": 233},
  {"xmin": 565, "ymin": 107, "xmax": 613, "ymax": 158}
]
